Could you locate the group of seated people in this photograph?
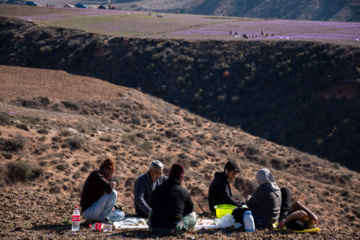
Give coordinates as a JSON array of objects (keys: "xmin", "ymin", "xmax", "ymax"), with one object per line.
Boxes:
[{"xmin": 80, "ymin": 158, "xmax": 318, "ymax": 235}]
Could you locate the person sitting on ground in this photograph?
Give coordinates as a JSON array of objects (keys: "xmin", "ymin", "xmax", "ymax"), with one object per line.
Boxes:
[
  {"xmin": 246, "ymin": 168, "xmax": 282, "ymax": 229},
  {"xmin": 80, "ymin": 158, "xmax": 124, "ymax": 224},
  {"xmin": 277, "ymin": 188, "xmax": 319, "ymax": 230},
  {"xmin": 149, "ymin": 163, "xmax": 198, "ymax": 235},
  {"xmin": 208, "ymin": 160, "xmax": 243, "ymax": 213},
  {"xmin": 134, "ymin": 160, "xmax": 168, "ymax": 218}
]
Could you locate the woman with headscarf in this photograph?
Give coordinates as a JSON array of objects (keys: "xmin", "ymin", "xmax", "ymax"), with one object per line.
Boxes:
[{"xmin": 246, "ymin": 168, "xmax": 282, "ymax": 228}]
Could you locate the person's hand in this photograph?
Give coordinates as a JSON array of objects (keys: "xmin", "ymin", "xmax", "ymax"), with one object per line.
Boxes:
[
  {"xmin": 277, "ymin": 219, "xmax": 286, "ymax": 229},
  {"xmin": 246, "ymin": 195, "xmax": 251, "ymax": 201},
  {"xmin": 112, "ymin": 207, "xmax": 115, "ymax": 212},
  {"xmin": 111, "ymin": 181, "xmax": 117, "ymax": 188}
]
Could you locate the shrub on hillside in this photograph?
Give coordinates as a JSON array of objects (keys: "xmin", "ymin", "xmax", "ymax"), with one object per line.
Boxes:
[
  {"xmin": 245, "ymin": 144, "xmax": 260, "ymax": 156},
  {"xmin": 38, "ymin": 97, "xmax": 50, "ymax": 106},
  {"xmin": 16, "ymin": 123, "xmax": 29, "ymax": 131},
  {"xmin": 0, "ymin": 167, "xmax": 4, "ymax": 187},
  {"xmin": 51, "ymin": 136, "xmax": 61, "ymax": 142},
  {"xmin": 234, "ymin": 177, "xmax": 258, "ymax": 197},
  {"xmin": 99, "ymin": 135, "xmax": 113, "ymax": 142},
  {"xmin": 6, "ymin": 161, "xmax": 42, "ymax": 183},
  {"xmin": 205, "ymin": 163, "xmax": 216, "ymax": 171},
  {"xmin": 131, "ymin": 114, "xmax": 141, "ymax": 125},
  {"xmin": 37, "ymin": 128, "xmax": 49, "ymax": 134},
  {"xmin": 0, "ymin": 112, "xmax": 10, "ymax": 125},
  {"xmin": 56, "ymin": 164, "xmax": 69, "ymax": 171},
  {"xmin": 65, "ymin": 137, "xmax": 83, "ymax": 150},
  {"xmin": 62, "ymin": 101, "xmax": 80, "ymax": 111},
  {"xmin": 122, "ymin": 134, "xmax": 137, "ymax": 144},
  {"xmin": 271, "ymin": 158, "xmax": 288, "ymax": 170},
  {"xmin": 60, "ymin": 129, "xmax": 73, "ymax": 137},
  {"xmin": 140, "ymin": 141, "xmax": 153, "ymax": 151},
  {"xmin": 80, "ymin": 165, "xmax": 89, "ymax": 173},
  {"xmin": 18, "ymin": 98, "xmax": 42, "ymax": 109},
  {"xmin": 0, "ymin": 134, "xmax": 27, "ymax": 151},
  {"xmin": 33, "ymin": 143, "xmax": 49, "ymax": 155}
]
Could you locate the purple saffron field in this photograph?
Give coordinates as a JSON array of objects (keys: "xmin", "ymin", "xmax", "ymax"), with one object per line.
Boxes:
[{"xmin": 173, "ymin": 20, "xmax": 360, "ymax": 41}]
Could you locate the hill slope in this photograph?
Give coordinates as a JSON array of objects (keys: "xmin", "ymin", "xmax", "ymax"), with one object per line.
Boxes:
[
  {"xmin": 187, "ymin": 0, "xmax": 360, "ymax": 22},
  {"xmin": 0, "ymin": 65, "xmax": 360, "ymax": 239},
  {"xmin": 0, "ymin": 16, "xmax": 359, "ymax": 172}
]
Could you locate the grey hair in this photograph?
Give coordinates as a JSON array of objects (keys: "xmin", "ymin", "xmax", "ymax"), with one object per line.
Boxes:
[{"xmin": 150, "ymin": 160, "xmax": 164, "ymax": 170}]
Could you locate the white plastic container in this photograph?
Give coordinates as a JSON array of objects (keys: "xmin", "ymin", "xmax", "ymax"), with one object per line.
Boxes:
[
  {"xmin": 72, "ymin": 206, "xmax": 81, "ymax": 231},
  {"xmin": 243, "ymin": 210, "xmax": 255, "ymax": 232}
]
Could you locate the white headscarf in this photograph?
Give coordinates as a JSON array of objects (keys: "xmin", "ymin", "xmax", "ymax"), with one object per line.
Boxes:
[{"xmin": 256, "ymin": 168, "xmax": 281, "ymax": 196}]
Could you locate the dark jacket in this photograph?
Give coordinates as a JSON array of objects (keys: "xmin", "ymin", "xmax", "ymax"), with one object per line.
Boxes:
[
  {"xmin": 80, "ymin": 170, "xmax": 115, "ymax": 212},
  {"xmin": 246, "ymin": 184, "xmax": 282, "ymax": 221},
  {"xmin": 208, "ymin": 171, "xmax": 241, "ymax": 213},
  {"xmin": 134, "ymin": 172, "xmax": 168, "ymax": 217},
  {"xmin": 150, "ymin": 178, "xmax": 194, "ymax": 229}
]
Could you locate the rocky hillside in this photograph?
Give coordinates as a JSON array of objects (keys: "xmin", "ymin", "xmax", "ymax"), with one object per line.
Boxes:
[
  {"xmin": 0, "ymin": 16, "xmax": 359, "ymax": 172},
  {"xmin": 0, "ymin": 65, "xmax": 360, "ymax": 239}
]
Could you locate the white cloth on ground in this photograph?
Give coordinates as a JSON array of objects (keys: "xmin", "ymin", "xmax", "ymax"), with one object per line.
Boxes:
[
  {"xmin": 113, "ymin": 217, "xmax": 148, "ymax": 229},
  {"xmin": 194, "ymin": 214, "xmax": 242, "ymax": 231},
  {"xmin": 113, "ymin": 214, "xmax": 242, "ymax": 230}
]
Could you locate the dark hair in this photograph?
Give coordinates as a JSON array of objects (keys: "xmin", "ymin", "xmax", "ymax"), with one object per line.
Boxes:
[
  {"xmin": 169, "ymin": 163, "xmax": 185, "ymax": 181},
  {"xmin": 224, "ymin": 160, "xmax": 240, "ymax": 173},
  {"xmin": 100, "ymin": 158, "xmax": 116, "ymax": 170},
  {"xmin": 285, "ymin": 219, "xmax": 306, "ymax": 230}
]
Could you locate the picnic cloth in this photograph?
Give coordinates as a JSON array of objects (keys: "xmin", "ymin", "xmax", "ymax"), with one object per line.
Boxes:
[
  {"xmin": 272, "ymin": 223, "xmax": 321, "ymax": 233},
  {"xmin": 113, "ymin": 214, "xmax": 242, "ymax": 230},
  {"xmin": 194, "ymin": 214, "xmax": 242, "ymax": 231},
  {"xmin": 113, "ymin": 217, "xmax": 148, "ymax": 229}
]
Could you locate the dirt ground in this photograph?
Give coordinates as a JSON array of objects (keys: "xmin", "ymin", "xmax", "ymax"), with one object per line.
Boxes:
[{"xmin": 0, "ymin": 65, "xmax": 360, "ymax": 239}]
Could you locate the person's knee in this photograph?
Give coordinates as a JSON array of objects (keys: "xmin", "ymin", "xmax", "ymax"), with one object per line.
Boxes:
[
  {"xmin": 111, "ymin": 190, "xmax": 117, "ymax": 198},
  {"xmin": 190, "ymin": 212, "xmax": 198, "ymax": 221},
  {"xmin": 82, "ymin": 209, "xmax": 96, "ymax": 220},
  {"xmin": 108, "ymin": 190, "xmax": 117, "ymax": 202},
  {"xmin": 281, "ymin": 187, "xmax": 291, "ymax": 197}
]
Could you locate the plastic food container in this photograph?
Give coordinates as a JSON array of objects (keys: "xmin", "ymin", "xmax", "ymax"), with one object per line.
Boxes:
[{"xmin": 214, "ymin": 204, "xmax": 237, "ymax": 218}]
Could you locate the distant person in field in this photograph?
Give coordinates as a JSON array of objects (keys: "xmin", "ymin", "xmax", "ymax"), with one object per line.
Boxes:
[
  {"xmin": 246, "ymin": 168, "xmax": 282, "ymax": 228},
  {"xmin": 208, "ymin": 160, "xmax": 243, "ymax": 213},
  {"xmin": 134, "ymin": 160, "xmax": 168, "ymax": 218},
  {"xmin": 80, "ymin": 158, "xmax": 125, "ymax": 224},
  {"xmin": 149, "ymin": 163, "xmax": 198, "ymax": 235},
  {"xmin": 277, "ymin": 187, "xmax": 319, "ymax": 230}
]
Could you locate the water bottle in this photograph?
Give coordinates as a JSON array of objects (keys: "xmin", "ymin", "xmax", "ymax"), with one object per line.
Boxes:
[
  {"xmin": 89, "ymin": 223, "xmax": 113, "ymax": 232},
  {"xmin": 72, "ymin": 206, "xmax": 81, "ymax": 231},
  {"xmin": 243, "ymin": 210, "xmax": 255, "ymax": 232}
]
